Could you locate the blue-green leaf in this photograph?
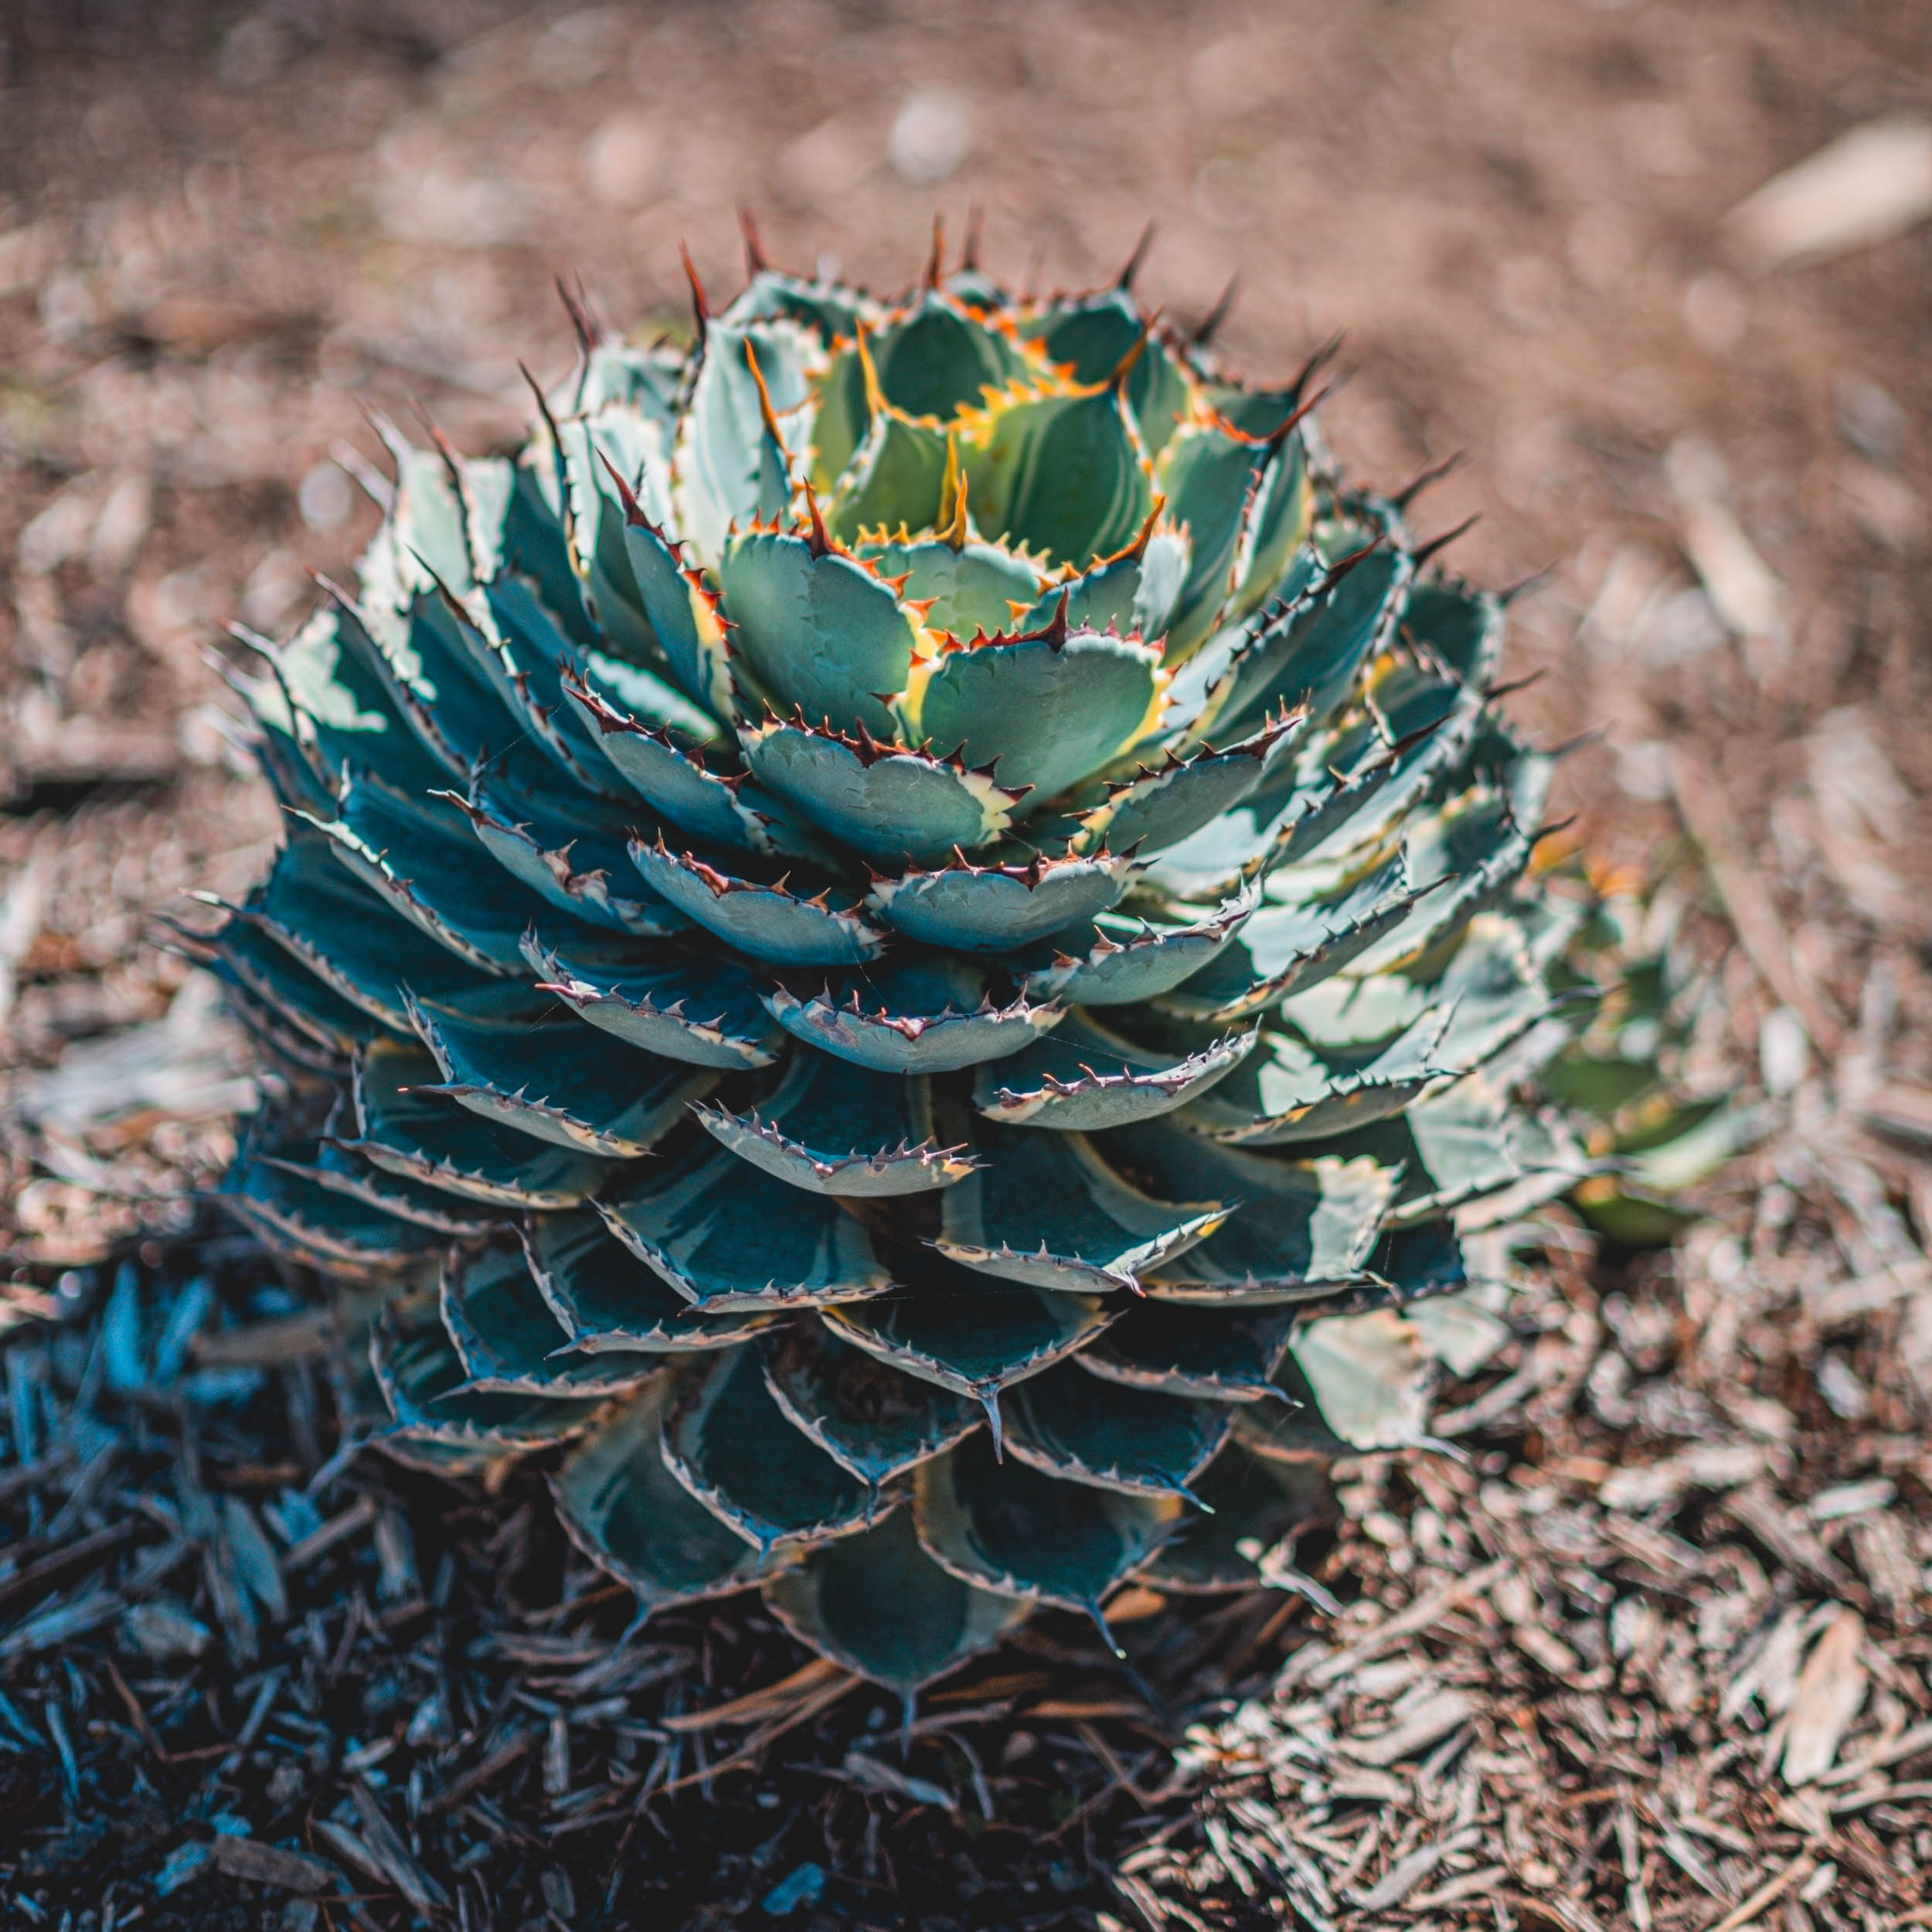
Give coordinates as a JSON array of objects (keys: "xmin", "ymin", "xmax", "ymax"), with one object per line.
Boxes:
[
  {"xmin": 695, "ymin": 1053, "xmax": 975, "ymax": 1196},
  {"xmin": 762, "ymin": 1321, "xmax": 979, "ymax": 1487},
  {"xmin": 866, "ymin": 849, "xmax": 1138, "ymax": 953},
  {"xmin": 914, "ymin": 1434, "xmax": 1181, "ymax": 1628},
  {"xmin": 598, "ymin": 1138, "xmax": 893, "ymax": 1310},
  {"xmin": 1005, "ymin": 1362, "xmax": 1232, "ymax": 1505},
  {"xmin": 972, "ymin": 1011, "xmax": 1257, "ymax": 1131},
  {"xmin": 552, "ymin": 1372, "xmax": 777, "ymax": 1611},
  {"xmin": 739, "ymin": 718, "xmax": 1027, "ymax": 867},
  {"xmin": 404, "ymin": 985, "xmax": 715, "ymax": 1158},
  {"xmin": 1157, "ymin": 853, "xmax": 1434, "ymax": 1023},
  {"xmin": 936, "ymin": 1124, "xmax": 1228, "ymax": 1294},
  {"xmin": 852, "ymin": 536, "xmax": 1044, "ymax": 640},
  {"xmin": 1015, "ymin": 889, "xmax": 1257, "ymax": 1007},
  {"xmin": 1071, "ymin": 711, "xmax": 1301, "ymax": 856},
  {"xmin": 763, "ymin": 952, "xmax": 1061, "ymax": 1074},
  {"xmin": 1100, "ymin": 1117, "xmax": 1393, "ymax": 1304},
  {"xmin": 227, "ymin": 828, "xmax": 488, "ymax": 1032},
  {"xmin": 1141, "ymin": 1442, "xmax": 1328, "ymax": 1593},
  {"xmin": 301, "ymin": 770, "xmax": 583, "ymax": 975},
  {"xmin": 220, "ymin": 1151, "xmax": 445, "ymax": 1277},
  {"xmin": 716, "ymin": 527, "xmax": 923, "ymax": 740},
  {"xmin": 672, "ymin": 318, "xmax": 822, "ymax": 566},
  {"xmin": 902, "ymin": 621, "xmax": 1166, "ymax": 801},
  {"xmin": 764, "ymin": 1506, "xmax": 1026, "ymax": 1696},
  {"xmin": 664, "ymin": 1346, "xmax": 880, "ymax": 1556},
  {"xmin": 1182, "ymin": 1009, "xmax": 1450, "ymax": 1147},
  {"xmin": 440, "ymin": 783, "xmax": 683, "ymax": 937},
  {"xmin": 522, "ymin": 928, "xmax": 782, "ymax": 1070},
  {"xmin": 1078, "ymin": 1300, "xmax": 1300, "ymax": 1403},
  {"xmin": 523, "ymin": 1210, "xmax": 774, "ymax": 1353},
  {"xmin": 372, "ymin": 1295, "xmax": 608, "ymax": 1453},
  {"xmin": 344, "ymin": 1038, "xmax": 619, "ymax": 1208},
  {"xmin": 266, "ymin": 1128, "xmax": 499, "ymax": 1239},
  {"xmin": 961, "ymin": 378, "xmax": 1154, "ymax": 569},
  {"xmin": 825, "ymin": 1255, "xmax": 1116, "ymax": 1437},
  {"xmin": 440, "ymin": 1244, "xmax": 665, "ymax": 1396},
  {"xmin": 629, "ymin": 836, "xmax": 883, "ymax": 965}
]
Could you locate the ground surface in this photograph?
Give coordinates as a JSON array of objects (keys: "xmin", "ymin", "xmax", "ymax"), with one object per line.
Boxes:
[{"xmin": 2, "ymin": 2, "xmax": 1931, "ymax": 1927}]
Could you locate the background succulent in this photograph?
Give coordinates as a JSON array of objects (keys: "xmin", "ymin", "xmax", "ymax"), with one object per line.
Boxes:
[{"xmin": 196, "ymin": 230, "xmax": 1592, "ymax": 1700}]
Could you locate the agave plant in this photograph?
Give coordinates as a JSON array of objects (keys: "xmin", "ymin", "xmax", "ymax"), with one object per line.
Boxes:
[{"xmin": 198, "ymin": 228, "xmax": 1590, "ymax": 1699}]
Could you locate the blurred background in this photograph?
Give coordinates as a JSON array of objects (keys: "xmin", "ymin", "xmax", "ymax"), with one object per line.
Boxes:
[{"xmin": 0, "ymin": 0, "xmax": 1928, "ymax": 1266}]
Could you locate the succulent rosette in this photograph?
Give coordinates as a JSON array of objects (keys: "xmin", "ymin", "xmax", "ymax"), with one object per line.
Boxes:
[{"xmin": 199, "ymin": 231, "xmax": 1587, "ymax": 1697}]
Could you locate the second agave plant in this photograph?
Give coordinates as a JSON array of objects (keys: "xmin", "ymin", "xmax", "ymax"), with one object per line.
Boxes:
[{"xmin": 196, "ymin": 227, "xmax": 1590, "ymax": 1698}]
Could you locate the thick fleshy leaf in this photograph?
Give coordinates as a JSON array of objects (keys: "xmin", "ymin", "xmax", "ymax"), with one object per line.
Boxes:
[
  {"xmin": 1020, "ymin": 291, "xmax": 1192, "ymax": 449},
  {"xmin": 406, "ymin": 985, "xmax": 714, "ymax": 1158},
  {"xmin": 866, "ymin": 849, "xmax": 1137, "ymax": 953},
  {"xmin": 739, "ymin": 719, "xmax": 1026, "ymax": 867},
  {"xmin": 872, "ymin": 293, "xmax": 1032, "ymax": 420},
  {"xmin": 441, "ymin": 1244, "xmax": 664, "ymax": 1396},
  {"xmin": 764, "ymin": 1506, "xmax": 1027, "ymax": 1696},
  {"xmin": 1184, "ymin": 1009, "xmax": 1450, "ymax": 1147},
  {"xmin": 344, "ymin": 1038, "xmax": 617, "ymax": 1208},
  {"xmin": 1077, "ymin": 1300, "xmax": 1300, "ymax": 1403},
  {"xmin": 372, "ymin": 1295, "xmax": 608, "ymax": 1452},
  {"xmin": 611, "ymin": 498, "xmax": 736, "ymax": 719},
  {"xmin": 765, "ymin": 952, "xmax": 1061, "ymax": 1075},
  {"xmin": 221, "ymin": 1151, "xmax": 446, "ymax": 1275},
  {"xmin": 1157, "ymin": 854, "xmax": 1434, "ymax": 1022},
  {"xmin": 1214, "ymin": 546, "xmax": 1412, "ymax": 739},
  {"xmin": 472, "ymin": 575, "xmax": 645, "ymax": 793},
  {"xmin": 630, "ymin": 836, "xmax": 883, "ymax": 965},
  {"xmin": 1101, "ymin": 1117, "xmax": 1393, "ymax": 1303},
  {"xmin": 973, "ymin": 1011, "xmax": 1256, "ymax": 1131},
  {"xmin": 441, "ymin": 784, "xmax": 682, "ymax": 936},
  {"xmin": 1071, "ymin": 712, "xmax": 1300, "ymax": 856},
  {"xmin": 598, "ymin": 1138, "xmax": 893, "ymax": 1310},
  {"xmin": 936, "ymin": 1124, "xmax": 1227, "ymax": 1294},
  {"xmin": 551, "ymin": 1372, "xmax": 777, "ymax": 1611},
  {"xmin": 303, "ymin": 770, "xmax": 585, "ymax": 975},
  {"xmin": 961, "ymin": 379, "xmax": 1154, "ymax": 568},
  {"xmin": 226, "ymin": 829, "xmax": 488, "ymax": 1032},
  {"xmin": 903, "ymin": 622, "xmax": 1166, "ymax": 802},
  {"xmin": 664, "ymin": 1345, "xmax": 879, "ymax": 1556},
  {"xmin": 522, "ymin": 928, "xmax": 783, "ymax": 1069},
  {"xmin": 1345, "ymin": 784, "xmax": 1534, "ymax": 975},
  {"xmin": 672, "ymin": 318, "xmax": 822, "ymax": 567},
  {"xmin": 824, "ymin": 1253, "xmax": 1115, "ymax": 1440},
  {"xmin": 914, "ymin": 1432, "xmax": 1182, "ymax": 1624},
  {"xmin": 1281, "ymin": 911, "xmax": 1558, "ymax": 1071},
  {"xmin": 852, "ymin": 536, "xmax": 1043, "ymax": 641},
  {"xmin": 1289, "ymin": 1308, "xmax": 1433, "ymax": 1450},
  {"xmin": 267, "ymin": 1131, "xmax": 501, "ymax": 1239},
  {"xmin": 201, "ymin": 911, "xmax": 397, "ymax": 1059},
  {"xmin": 331, "ymin": 590, "xmax": 526, "ymax": 785},
  {"xmin": 1229, "ymin": 433, "xmax": 1314, "ymax": 624},
  {"xmin": 1142, "ymin": 1443, "xmax": 1330, "ymax": 1593},
  {"xmin": 522, "ymin": 1210, "xmax": 773, "ymax": 1353},
  {"xmin": 1404, "ymin": 580, "xmax": 1505, "ymax": 686},
  {"xmin": 724, "ymin": 266, "xmax": 879, "ymax": 343},
  {"xmin": 265, "ymin": 604, "xmax": 449, "ymax": 797},
  {"xmin": 563, "ymin": 675, "xmax": 776, "ymax": 851},
  {"xmin": 1016, "ymin": 890, "xmax": 1257, "ymax": 1007},
  {"xmin": 1003, "ymin": 1362, "xmax": 1233, "ymax": 1504},
  {"xmin": 551, "ymin": 404, "xmax": 675, "ymax": 664},
  {"xmin": 1153, "ymin": 414, "xmax": 1281, "ymax": 660},
  {"xmin": 825, "ymin": 400, "xmax": 950, "ymax": 543},
  {"xmin": 716, "ymin": 528, "xmax": 923, "ymax": 740},
  {"xmin": 695, "ymin": 1054, "xmax": 975, "ymax": 1196},
  {"xmin": 762, "ymin": 1321, "xmax": 979, "ymax": 1487}
]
